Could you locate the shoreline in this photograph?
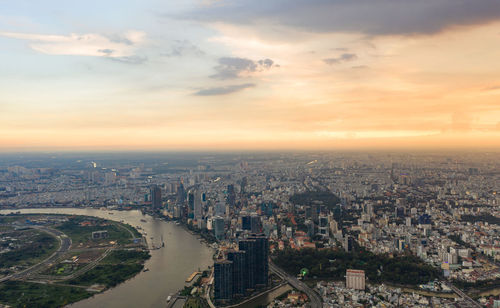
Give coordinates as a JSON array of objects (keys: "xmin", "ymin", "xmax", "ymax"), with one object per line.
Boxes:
[{"xmin": 0, "ymin": 208, "xmax": 214, "ymax": 308}]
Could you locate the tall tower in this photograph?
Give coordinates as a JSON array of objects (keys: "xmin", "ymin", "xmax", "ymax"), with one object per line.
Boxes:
[
  {"xmin": 248, "ymin": 234, "xmax": 269, "ymax": 287},
  {"xmin": 238, "ymin": 234, "xmax": 269, "ymax": 290},
  {"xmin": 150, "ymin": 185, "xmax": 162, "ymax": 209},
  {"xmin": 214, "ymin": 260, "xmax": 233, "ymax": 301},
  {"xmin": 214, "ymin": 216, "xmax": 225, "ymax": 241},
  {"xmin": 238, "ymin": 238, "xmax": 256, "ymax": 291},
  {"xmin": 227, "ymin": 250, "xmax": 246, "ymax": 297},
  {"xmin": 194, "ymin": 190, "xmax": 203, "ymax": 220}
]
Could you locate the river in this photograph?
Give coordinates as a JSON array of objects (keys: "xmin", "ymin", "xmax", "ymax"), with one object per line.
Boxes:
[{"xmin": 0, "ymin": 208, "xmax": 214, "ymax": 308}]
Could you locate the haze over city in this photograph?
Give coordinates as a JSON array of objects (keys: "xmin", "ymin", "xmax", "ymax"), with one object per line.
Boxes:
[
  {"xmin": 1, "ymin": 0, "xmax": 500, "ymax": 151},
  {"xmin": 1, "ymin": 3, "xmax": 500, "ymax": 307}
]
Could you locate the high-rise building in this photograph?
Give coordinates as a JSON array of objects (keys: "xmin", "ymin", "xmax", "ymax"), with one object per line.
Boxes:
[
  {"xmin": 260, "ymin": 202, "xmax": 273, "ymax": 217},
  {"xmin": 214, "ymin": 234, "xmax": 269, "ymax": 301},
  {"xmin": 215, "ymin": 201, "xmax": 226, "ymax": 216},
  {"xmin": 150, "ymin": 185, "xmax": 162, "ymax": 208},
  {"xmin": 395, "ymin": 206, "xmax": 405, "ymax": 218},
  {"xmin": 250, "ymin": 216, "xmax": 261, "ymax": 233},
  {"xmin": 344, "ymin": 235, "xmax": 354, "ymax": 252},
  {"xmin": 239, "ymin": 234, "xmax": 269, "ymax": 289},
  {"xmin": 213, "ymin": 216, "xmax": 225, "ymax": 241},
  {"xmin": 241, "ymin": 216, "xmax": 251, "ymax": 230},
  {"xmin": 194, "ymin": 190, "xmax": 202, "ymax": 220},
  {"xmin": 227, "ymin": 184, "xmax": 236, "ymax": 207},
  {"xmin": 248, "ymin": 234, "xmax": 268, "ymax": 287},
  {"xmin": 346, "ymin": 269, "xmax": 365, "ymax": 290},
  {"xmin": 187, "ymin": 192, "xmax": 195, "ymax": 219},
  {"xmin": 238, "ymin": 238, "xmax": 256, "ymax": 291},
  {"xmin": 318, "ymin": 215, "xmax": 329, "ymax": 237},
  {"xmin": 214, "ymin": 260, "xmax": 233, "ymax": 301},
  {"xmin": 227, "ymin": 250, "xmax": 246, "ymax": 297},
  {"xmin": 365, "ymin": 203, "xmax": 374, "ymax": 218},
  {"xmin": 311, "ymin": 204, "xmax": 319, "ymax": 223},
  {"xmin": 176, "ymin": 182, "xmax": 186, "ymax": 205}
]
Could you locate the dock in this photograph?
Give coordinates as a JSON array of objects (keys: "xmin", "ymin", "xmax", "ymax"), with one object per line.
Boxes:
[{"xmin": 185, "ymin": 271, "xmax": 201, "ymax": 283}]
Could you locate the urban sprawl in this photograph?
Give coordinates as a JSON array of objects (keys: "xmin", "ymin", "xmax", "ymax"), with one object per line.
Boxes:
[{"xmin": 1, "ymin": 152, "xmax": 499, "ymax": 307}]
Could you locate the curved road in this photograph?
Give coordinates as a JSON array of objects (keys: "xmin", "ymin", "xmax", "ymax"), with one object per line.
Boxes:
[
  {"xmin": 0, "ymin": 226, "xmax": 72, "ymax": 282},
  {"xmin": 269, "ymin": 262, "xmax": 322, "ymax": 308}
]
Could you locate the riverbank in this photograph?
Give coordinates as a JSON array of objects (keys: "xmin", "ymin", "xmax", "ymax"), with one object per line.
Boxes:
[
  {"xmin": 0, "ymin": 208, "xmax": 214, "ymax": 308},
  {"xmin": 0, "ymin": 213, "xmax": 150, "ymax": 308}
]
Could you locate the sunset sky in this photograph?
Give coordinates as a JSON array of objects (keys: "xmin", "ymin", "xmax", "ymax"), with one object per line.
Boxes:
[{"xmin": 1, "ymin": 0, "xmax": 500, "ymax": 151}]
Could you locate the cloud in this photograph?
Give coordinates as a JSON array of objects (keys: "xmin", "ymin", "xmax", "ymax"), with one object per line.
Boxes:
[
  {"xmin": 352, "ymin": 65, "xmax": 368, "ymax": 69},
  {"xmin": 211, "ymin": 57, "xmax": 276, "ymax": 79},
  {"xmin": 194, "ymin": 83, "xmax": 255, "ymax": 96},
  {"xmin": 257, "ymin": 58, "xmax": 274, "ymax": 68},
  {"xmin": 188, "ymin": 0, "xmax": 500, "ymax": 36},
  {"xmin": 483, "ymin": 85, "xmax": 500, "ymax": 91},
  {"xmin": 107, "ymin": 55, "xmax": 148, "ymax": 64},
  {"xmin": 98, "ymin": 48, "xmax": 114, "ymax": 55},
  {"xmin": 162, "ymin": 40, "xmax": 205, "ymax": 57},
  {"xmin": 0, "ymin": 30, "xmax": 146, "ymax": 58},
  {"xmin": 323, "ymin": 53, "xmax": 357, "ymax": 65},
  {"xmin": 105, "ymin": 34, "xmax": 135, "ymax": 46}
]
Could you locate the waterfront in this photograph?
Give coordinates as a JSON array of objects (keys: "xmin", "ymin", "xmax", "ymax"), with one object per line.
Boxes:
[{"xmin": 0, "ymin": 208, "xmax": 214, "ymax": 308}]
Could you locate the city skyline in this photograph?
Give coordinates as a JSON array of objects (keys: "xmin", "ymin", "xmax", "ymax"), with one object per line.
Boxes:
[{"xmin": 2, "ymin": 0, "xmax": 500, "ymax": 151}]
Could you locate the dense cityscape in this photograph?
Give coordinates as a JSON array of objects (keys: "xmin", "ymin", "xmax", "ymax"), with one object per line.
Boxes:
[
  {"xmin": 3, "ymin": 0, "xmax": 500, "ymax": 307},
  {"xmin": 0, "ymin": 151, "xmax": 499, "ymax": 307}
]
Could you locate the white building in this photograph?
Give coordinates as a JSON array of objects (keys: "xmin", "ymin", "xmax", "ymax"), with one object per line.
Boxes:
[{"xmin": 346, "ymin": 269, "xmax": 365, "ymax": 290}]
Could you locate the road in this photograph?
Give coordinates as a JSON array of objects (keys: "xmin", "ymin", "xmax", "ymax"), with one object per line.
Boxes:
[
  {"xmin": 0, "ymin": 225, "xmax": 72, "ymax": 282},
  {"xmin": 37, "ymin": 247, "xmax": 113, "ymax": 282},
  {"xmin": 269, "ymin": 261, "xmax": 322, "ymax": 308},
  {"xmin": 444, "ymin": 282, "xmax": 482, "ymax": 308}
]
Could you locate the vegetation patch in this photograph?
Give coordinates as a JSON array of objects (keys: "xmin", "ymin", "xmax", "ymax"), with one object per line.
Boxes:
[
  {"xmin": 273, "ymin": 248, "xmax": 440, "ymax": 286},
  {"xmin": 55, "ymin": 216, "xmax": 134, "ymax": 245},
  {"xmin": 100, "ymin": 249, "xmax": 150, "ymax": 265},
  {"xmin": 68, "ymin": 263, "xmax": 144, "ymax": 288},
  {"xmin": 453, "ymin": 278, "xmax": 500, "ymax": 294},
  {"xmin": 67, "ymin": 249, "xmax": 149, "ymax": 288},
  {"xmin": 461, "ymin": 214, "xmax": 500, "ymax": 225},
  {"xmin": 0, "ymin": 280, "xmax": 91, "ymax": 308},
  {"xmin": 0, "ymin": 229, "xmax": 58, "ymax": 272},
  {"xmin": 289, "ymin": 190, "xmax": 340, "ymax": 210}
]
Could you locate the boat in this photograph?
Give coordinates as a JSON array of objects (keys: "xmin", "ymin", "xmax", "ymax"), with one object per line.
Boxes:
[
  {"xmin": 166, "ymin": 295, "xmax": 172, "ymax": 302},
  {"xmin": 143, "ymin": 268, "xmax": 149, "ymax": 272},
  {"xmin": 140, "ymin": 219, "xmax": 147, "ymax": 222}
]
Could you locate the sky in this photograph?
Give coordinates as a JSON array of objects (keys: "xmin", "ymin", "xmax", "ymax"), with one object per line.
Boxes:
[{"xmin": 1, "ymin": 0, "xmax": 500, "ymax": 151}]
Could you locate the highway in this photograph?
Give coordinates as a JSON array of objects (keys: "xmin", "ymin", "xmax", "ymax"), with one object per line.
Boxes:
[
  {"xmin": 269, "ymin": 261, "xmax": 322, "ymax": 308},
  {"xmin": 444, "ymin": 282, "xmax": 482, "ymax": 308},
  {"xmin": 0, "ymin": 226, "xmax": 72, "ymax": 282}
]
